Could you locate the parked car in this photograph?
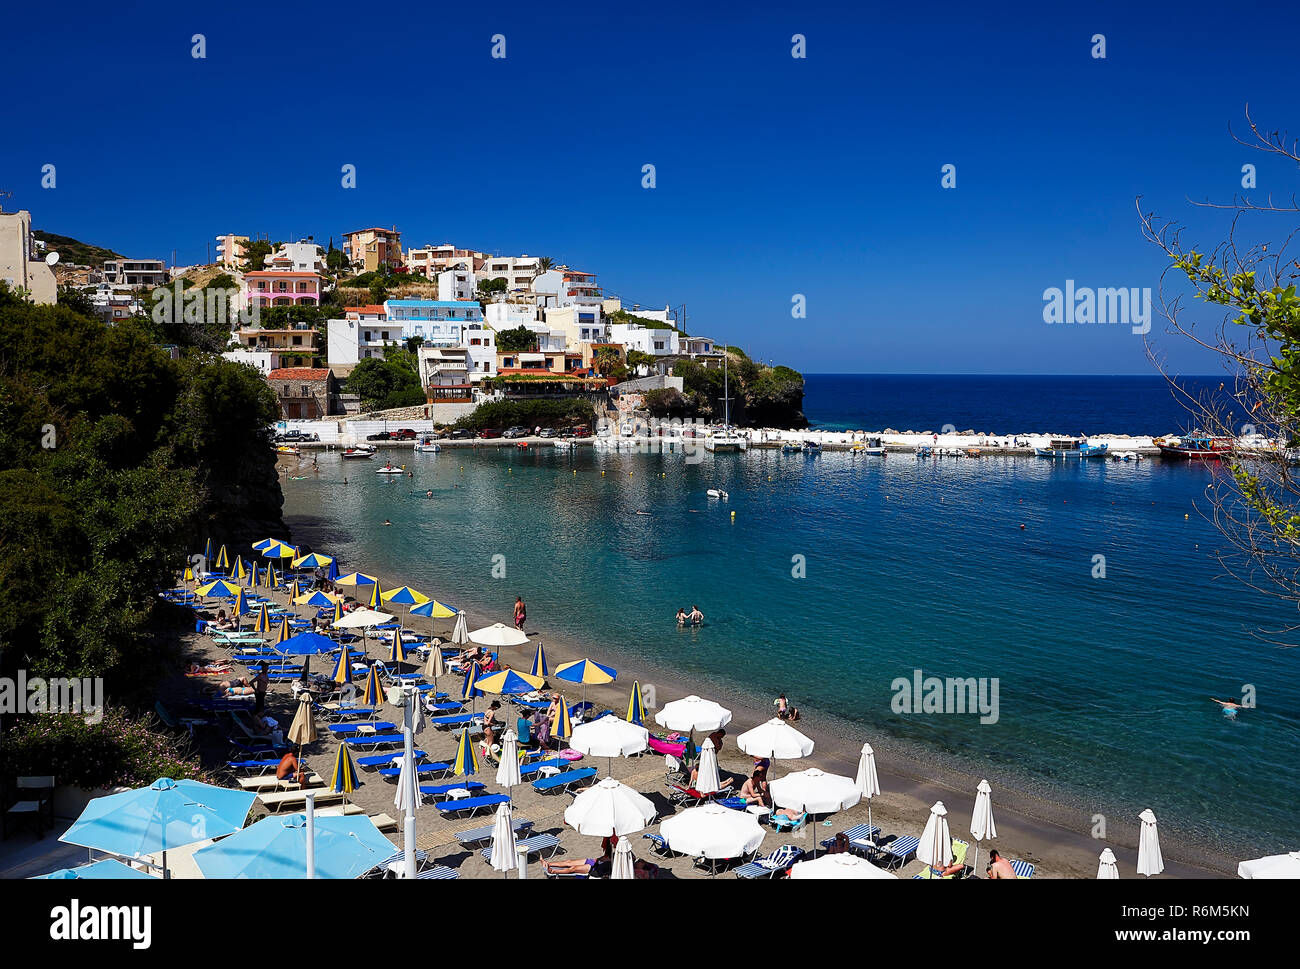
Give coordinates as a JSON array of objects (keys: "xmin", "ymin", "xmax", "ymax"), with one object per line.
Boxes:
[
  {"xmin": 570, "ymin": 425, "xmax": 591, "ymax": 438},
  {"xmin": 366, "ymin": 431, "xmax": 393, "ymax": 441},
  {"xmin": 276, "ymin": 430, "xmax": 318, "ymax": 442},
  {"xmin": 478, "ymin": 428, "xmax": 500, "ymax": 439},
  {"xmin": 394, "ymin": 428, "xmax": 417, "ymax": 441},
  {"xmin": 450, "ymin": 428, "xmax": 474, "ymax": 440},
  {"xmin": 538, "ymin": 427, "xmax": 559, "ymax": 438},
  {"xmin": 502, "ymin": 426, "xmax": 529, "ymax": 439}
]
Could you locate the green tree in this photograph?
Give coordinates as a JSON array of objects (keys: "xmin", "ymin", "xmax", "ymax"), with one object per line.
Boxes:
[
  {"xmin": 241, "ymin": 240, "xmax": 273, "ymax": 272},
  {"xmin": 497, "ymin": 325, "xmax": 539, "ymax": 353},
  {"xmin": 56, "ymin": 285, "xmax": 96, "ymax": 317},
  {"xmin": 346, "ymin": 357, "xmax": 424, "ymax": 410},
  {"xmin": 478, "ymin": 277, "xmax": 508, "ymax": 295}
]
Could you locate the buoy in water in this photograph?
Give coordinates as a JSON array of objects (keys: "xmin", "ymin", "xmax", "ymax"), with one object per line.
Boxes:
[{"xmin": 730, "ymin": 511, "xmax": 735, "ymax": 520}]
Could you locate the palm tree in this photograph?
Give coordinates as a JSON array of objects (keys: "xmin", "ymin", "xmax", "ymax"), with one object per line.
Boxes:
[{"xmin": 535, "ymin": 256, "xmax": 554, "ymax": 275}]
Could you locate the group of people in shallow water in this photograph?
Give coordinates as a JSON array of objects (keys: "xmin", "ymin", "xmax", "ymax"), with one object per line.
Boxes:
[{"xmin": 675, "ymin": 605, "xmax": 704, "ymax": 626}]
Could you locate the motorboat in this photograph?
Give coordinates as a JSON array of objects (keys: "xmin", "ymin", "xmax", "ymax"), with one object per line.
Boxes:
[
  {"xmin": 706, "ymin": 489, "xmax": 729, "ymax": 500},
  {"xmin": 802, "ymin": 439, "xmax": 823, "ymax": 454},
  {"xmin": 1035, "ymin": 438, "xmax": 1109, "ymax": 459},
  {"xmin": 375, "ymin": 464, "xmax": 405, "ymax": 475},
  {"xmin": 1155, "ymin": 434, "xmax": 1233, "ymax": 460},
  {"xmin": 553, "ymin": 440, "xmax": 576, "ymax": 450},
  {"xmin": 851, "ymin": 437, "xmax": 886, "ymax": 456},
  {"xmin": 274, "ymin": 445, "xmax": 300, "ymax": 456},
  {"xmin": 342, "ymin": 446, "xmax": 375, "ymax": 459},
  {"xmin": 782, "ymin": 441, "xmax": 803, "ymax": 453},
  {"xmin": 414, "ymin": 442, "xmax": 441, "ymax": 453}
]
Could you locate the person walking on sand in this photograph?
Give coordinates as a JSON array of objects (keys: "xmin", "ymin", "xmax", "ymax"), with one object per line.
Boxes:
[{"xmin": 514, "ymin": 596, "xmax": 526, "ymax": 631}]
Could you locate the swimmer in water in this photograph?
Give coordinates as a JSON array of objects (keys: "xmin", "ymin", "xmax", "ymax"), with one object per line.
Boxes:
[
  {"xmin": 426, "ymin": 490, "xmax": 433, "ymax": 498},
  {"xmin": 1211, "ymin": 697, "xmax": 1245, "ymax": 718},
  {"xmin": 383, "ymin": 519, "xmax": 392, "ymax": 526}
]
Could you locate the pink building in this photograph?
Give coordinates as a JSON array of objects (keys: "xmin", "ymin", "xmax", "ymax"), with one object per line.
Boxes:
[{"xmin": 242, "ymin": 270, "xmax": 323, "ymax": 308}]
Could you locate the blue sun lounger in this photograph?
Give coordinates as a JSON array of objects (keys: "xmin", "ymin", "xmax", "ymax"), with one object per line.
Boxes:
[
  {"xmin": 518, "ymin": 758, "xmax": 568, "ymax": 780},
  {"xmin": 1010, "ymin": 859, "xmax": 1035, "ymax": 878},
  {"xmin": 480, "ymin": 833, "xmax": 561, "ymax": 863},
  {"xmin": 734, "ymin": 845, "xmax": 804, "ymax": 879},
  {"xmin": 425, "ymin": 702, "xmax": 464, "ymax": 712},
  {"xmin": 456, "ymin": 818, "xmax": 534, "ymax": 847},
  {"xmin": 326, "ymin": 721, "xmax": 396, "ymax": 735},
  {"xmin": 356, "ymin": 751, "xmax": 426, "ymax": 770},
  {"xmin": 819, "ymin": 823, "xmax": 882, "ymax": 852},
  {"xmin": 435, "ymin": 794, "xmax": 510, "ymax": 817},
  {"xmin": 532, "ymin": 767, "xmax": 597, "ymax": 795},
  {"xmin": 419, "ymin": 781, "xmax": 486, "ymax": 800},
  {"xmin": 342, "ymin": 733, "xmax": 406, "ymax": 748},
  {"xmin": 379, "ymin": 762, "xmax": 451, "ymax": 779},
  {"xmin": 226, "ymin": 758, "xmax": 281, "ymax": 774},
  {"xmin": 430, "ymin": 713, "xmax": 481, "ymax": 729},
  {"xmin": 879, "ymin": 835, "xmax": 920, "ymax": 869}
]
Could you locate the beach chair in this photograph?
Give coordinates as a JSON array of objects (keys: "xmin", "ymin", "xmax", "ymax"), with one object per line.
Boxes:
[
  {"xmin": 225, "ymin": 758, "xmax": 282, "ymax": 775},
  {"xmin": 429, "ymin": 713, "xmax": 480, "ymax": 730},
  {"xmin": 435, "ymin": 794, "xmax": 511, "ymax": 818},
  {"xmin": 236, "ymin": 772, "xmax": 323, "ymax": 792},
  {"xmin": 155, "ymin": 700, "xmax": 207, "ymax": 737},
  {"xmin": 819, "ymin": 823, "xmax": 882, "ymax": 854},
  {"xmin": 915, "ymin": 839, "xmax": 970, "ymax": 879},
  {"xmin": 3, "ymin": 776, "xmax": 55, "ymax": 840},
  {"xmin": 418, "ymin": 781, "xmax": 486, "ymax": 801},
  {"xmin": 480, "ymin": 833, "xmax": 561, "ymax": 864},
  {"xmin": 666, "ymin": 782, "xmax": 729, "ymax": 807},
  {"xmin": 532, "ymin": 767, "xmax": 597, "ymax": 795},
  {"xmin": 769, "ymin": 810, "xmax": 808, "ymax": 833},
  {"xmin": 694, "ymin": 847, "xmax": 759, "ymax": 877},
  {"xmin": 326, "ymin": 721, "xmax": 396, "ymax": 736},
  {"xmin": 356, "ymin": 751, "xmax": 426, "ymax": 771},
  {"xmin": 878, "ymin": 835, "xmax": 920, "ymax": 870},
  {"xmin": 642, "ymin": 833, "xmax": 673, "ymax": 858},
  {"xmin": 1010, "ymin": 859, "xmax": 1035, "ymax": 879},
  {"xmin": 519, "ymin": 758, "xmax": 568, "ymax": 780},
  {"xmin": 417, "ymin": 865, "xmax": 460, "ymax": 880},
  {"xmin": 342, "ymin": 733, "xmax": 406, "ymax": 748},
  {"xmin": 380, "ymin": 762, "xmax": 451, "ymax": 780},
  {"xmin": 734, "ymin": 844, "xmax": 803, "ymax": 879},
  {"xmin": 455, "ymin": 818, "xmax": 534, "ymax": 847},
  {"xmin": 256, "ymin": 788, "xmax": 344, "ymax": 814}
]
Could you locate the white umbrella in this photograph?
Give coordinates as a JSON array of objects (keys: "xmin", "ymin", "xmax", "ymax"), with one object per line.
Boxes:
[
  {"xmin": 496, "ymin": 729, "xmax": 522, "ymax": 790},
  {"xmin": 469, "ymin": 622, "xmax": 529, "ymax": 648},
  {"xmin": 611, "ymin": 835, "xmax": 635, "ymax": 880},
  {"xmin": 736, "ymin": 718, "xmax": 814, "ymax": 760},
  {"xmin": 654, "ymin": 695, "xmax": 732, "ymax": 733},
  {"xmin": 916, "ymin": 801, "xmax": 953, "ymax": 870},
  {"xmin": 969, "ymin": 779, "xmax": 996, "ymax": 875},
  {"xmin": 569, "ymin": 715, "xmax": 648, "ymax": 775},
  {"xmin": 333, "ymin": 609, "xmax": 394, "ymax": 628},
  {"xmin": 488, "ymin": 801, "xmax": 518, "ymax": 876},
  {"xmin": 423, "ymin": 642, "xmax": 446, "ymax": 681},
  {"xmin": 1137, "ymin": 809, "xmax": 1164, "ymax": 877},
  {"xmin": 394, "ymin": 751, "xmax": 422, "ymax": 815},
  {"xmin": 855, "ymin": 743, "xmax": 881, "ymax": 841},
  {"xmin": 659, "ymin": 803, "xmax": 764, "ymax": 864},
  {"xmin": 1238, "ymin": 850, "xmax": 1300, "ymax": 879},
  {"xmin": 694, "ymin": 738, "xmax": 722, "ymax": 795},
  {"xmin": 564, "ymin": 777, "xmax": 657, "ymax": 837},
  {"xmin": 769, "ymin": 767, "xmax": 861, "ymax": 815},
  {"xmin": 1098, "ymin": 847, "xmax": 1119, "ymax": 879},
  {"xmin": 451, "ymin": 610, "xmax": 470, "ymax": 645},
  {"xmin": 789, "ymin": 853, "xmax": 898, "ymax": 879}
]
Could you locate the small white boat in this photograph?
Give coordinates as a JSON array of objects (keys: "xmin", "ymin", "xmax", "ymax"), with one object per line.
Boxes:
[
  {"xmin": 552, "ymin": 440, "xmax": 576, "ymax": 450},
  {"xmin": 706, "ymin": 488, "xmax": 729, "ymax": 500},
  {"xmin": 375, "ymin": 464, "xmax": 405, "ymax": 475},
  {"xmin": 341, "ymin": 447, "xmax": 374, "ymax": 460},
  {"xmin": 415, "ymin": 443, "xmax": 441, "ymax": 453},
  {"xmin": 782, "ymin": 442, "xmax": 803, "ymax": 453}
]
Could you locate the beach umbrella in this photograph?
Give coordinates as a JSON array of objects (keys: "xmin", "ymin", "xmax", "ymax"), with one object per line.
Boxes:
[
  {"xmin": 551, "ymin": 694, "xmax": 572, "ymax": 746},
  {"xmin": 332, "ymin": 600, "xmax": 344, "ymax": 626},
  {"xmin": 1098, "ymin": 847, "xmax": 1120, "ymax": 879},
  {"xmin": 268, "ymin": 564, "xmax": 280, "ymax": 588},
  {"xmin": 383, "ymin": 586, "xmax": 429, "ymax": 607},
  {"xmin": 291, "ymin": 552, "xmax": 334, "ymax": 570},
  {"xmin": 294, "ymin": 590, "xmax": 340, "ymax": 609},
  {"xmin": 60, "ymin": 777, "xmax": 256, "ymax": 876},
  {"xmin": 261, "ymin": 540, "xmax": 297, "ymax": 560},
  {"xmin": 969, "ymin": 779, "xmax": 997, "ymax": 875},
  {"xmin": 626, "ymin": 681, "xmax": 646, "ymax": 726},
  {"xmin": 32, "ymin": 858, "xmax": 156, "ymax": 880},
  {"xmin": 193, "ymin": 812, "xmax": 395, "ymax": 879},
  {"xmin": 288, "ymin": 693, "xmax": 317, "ymax": 765},
  {"xmin": 387, "ymin": 633, "xmax": 408, "ymax": 667},
  {"xmin": 251, "ymin": 537, "xmax": 281, "ymax": 552},
  {"xmin": 497, "ymin": 729, "xmax": 523, "ymax": 790},
  {"xmin": 203, "ymin": 537, "xmax": 213, "ymax": 564},
  {"xmin": 410, "ymin": 597, "xmax": 457, "ymax": 641},
  {"xmin": 556, "ymin": 658, "xmax": 617, "ymax": 710},
  {"xmin": 789, "ymin": 853, "xmax": 898, "ymax": 880},
  {"xmin": 365, "ymin": 581, "xmax": 383, "ymax": 610},
  {"xmin": 332, "ymin": 609, "xmax": 394, "ymax": 651},
  {"xmin": 272, "ymin": 631, "xmax": 337, "ymax": 658},
  {"xmin": 261, "ymin": 563, "xmax": 274, "ymax": 589},
  {"xmin": 462, "ymin": 662, "xmax": 484, "ymax": 703},
  {"xmin": 335, "ymin": 571, "xmax": 378, "ymax": 586},
  {"xmin": 451, "ymin": 610, "xmax": 470, "ymax": 645},
  {"xmin": 569, "ymin": 715, "xmax": 649, "ymax": 777},
  {"xmin": 361, "ymin": 664, "xmax": 385, "ymax": 708},
  {"xmin": 215, "ymin": 544, "xmax": 230, "ymax": 571},
  {"xmin": 273, "ymin": 617, "xmax": 292, "ymax": 646},
  {"xmin": 326, "ymin": 559, "xmax": 340, "ymax": 582},
  {"xmin": 332, "ymin": 643, "xmax": 355, "ymax": 685},
  {"xmin": 855, "ymin": 743, "xmax": 882, "ymax": 844},
  {"xmin": 564, "ymin": 777, "xmax": 656, "ymax": 837},
  {"xmin": 611, "ymin": 834, "xmax": 635, "ymax": 880},
  {"xmin": 394, "ymin": 748, "xmax": 423, "ymax": 816},
  {"xmin": 659, "ymin": 803, "xmax": 764, "ymax": 867},
  {"xmin": 771, "ymin": 767, "xmax": 860, "ymax": 815},
  {"xmin": 469, "ymin": 622, "xmax": 529, "ymax": 648},
  {"xmin": 329, "ymin": 742, "xmax": 361, "ymax": 806},
  {"xmin": 529, "ymin": 643, "xmax": 549, "ymax": 679},
  {"xmin": 489, "ymin": 801, "xmax": 519, "ymax": 876},
  {"xmin": 1137, "ymin": 809, "xmax": 1164, "ymax": 877},
  {"xmin": 423, "ymin": 642, "xmax": 446, "ymax": 692},
  {"xmin": 183, "ymin": 565, "xmax": 194, "ymax": 589},
  {"xmin": 196, "ymin": 578, "xmax": 240, "ymax": 599},
  {"xmin": 232, "ymin": 587, "xmax": 250, "ymax": 631},
  {"xmin": 694, "ymin": 738, "xmax": 722, "ymax": 795},
  {"xmin": 1237, "ymin": 850, "xmax": 1300, "ymax": 879},
  {"xmin": 244, "ymin": 562, "xmax": 258, "ymax": 587},
  {"xmin": 452, "ymin": 727, "xmax": 479, "ymax": 777},
  {"xmin": 917, "ymin": 801, "xmax": 953, "ymax": 871},
  {"xmin": 737, "ymin": 718, "xmax": 814, "ymax": 788},
  {"xmin": 654, "ymin": 695, "xmax": 732, "ymax": 733},
  {"xmin": 235, "ymin": 556, "xmax": 247, "ymax": 581},
  {"xmin": 476, "ymin": 669, "xmax": 545, "ymax": 696}
]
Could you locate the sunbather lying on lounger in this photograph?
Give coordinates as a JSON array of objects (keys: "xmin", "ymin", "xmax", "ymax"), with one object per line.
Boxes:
[
  {"xmin": 187, "ymin": 662, "xmax": 232, "ymax": 676},
  {"xmin": 546, "ymin": 837, "xmax": 617, "ymax": 876}
]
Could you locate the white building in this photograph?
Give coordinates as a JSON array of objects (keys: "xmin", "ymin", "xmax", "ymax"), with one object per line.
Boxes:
[
  {"xmin": 544, "ymin": 304, "xmax": 605, "ymax": 344},
  {"xmin": 326, "ymin": 300, "xmax": 487, "ymax": 365},
  {"xmin": 531, "ymin": 268, "xmax": 601, "ymax": 308},
  {"xmin": 102, "ymin": 257, "xmax": 168, "ymax": 290},
  {"xmin": 478, "ymin": 255, "xmax": 540, "ymax": 294},
  {"xmin": 484, "ymin": 301, "xmax": 540, "ymax": 331},
  {"xmin": 436, "ymin": 268, "xmax": 476, "ymax": 302},
  {"xmin": 0, "ymin": 210, "xmax": 57, "ymax": 304},
  {"xmin": 221, "ymin": 347, "xmax": 275, "ymax": 376},
  {"xmin": 266, "ymin": 240, "xmax": 327, "ymax": 273},
  {"xmin": 609, "ymin": 322, "xmax": 680, "ymax": 357}
]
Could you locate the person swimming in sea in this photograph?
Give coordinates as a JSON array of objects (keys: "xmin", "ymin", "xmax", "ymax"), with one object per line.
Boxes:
[
  {"xmin": 426, "ymin": 490, "xmax": 433, "ymax": 498},
  {"xmin": 383, "ymin": 519, "xmax": 392, "ymax": 526},
  {"xmin": 1211, "ymin": 697, "xmax": 1246, "ymax": 718},
  {"xmin": 675, "ymin": 607, "xmax": 687, "ymax": 625},
  {"xmin": 687, "ymin": 605, "xmax": 704, "ymax": 626}
]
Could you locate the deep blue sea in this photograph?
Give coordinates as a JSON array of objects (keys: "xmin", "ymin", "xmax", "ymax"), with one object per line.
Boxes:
[{"xmin": 281, "ymin": 375, "xmax": 1300, "ymax": 860}]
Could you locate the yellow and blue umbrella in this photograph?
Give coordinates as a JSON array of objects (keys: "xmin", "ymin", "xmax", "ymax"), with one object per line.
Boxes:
[
  {"xmin": 410, "ymin": 599, "xmax": 457, "ymax": 619},
  {"xmin": 627, "ymin": 681, "xmax": 646, "ymax": 726},
  {"xmin": 388, "ymin": 634, "xmax": 407, "ymax": 666},
  {"xmin": 251, "ymin": 538, "xmax": 282, "ymax": 552},
  {"xmin": 335, "ymin": 571, "xmax": 377, "ymax": 587},
  {"xmin": 268, "ymin": 564, "xmax": 280, "ymax": 588},
  {"xmin": 243, "ymin": 562, "xmax": 258, "ymax": 587},
  {"xmin": 366, "ymin": 581, "xmax": 383, "ymax": 610},
  {"xmin": 273, "ymin": 617, "xmax": 292, "ymax": 646},
  {"xmin": 233, "ymin": 587, "xmax": 250, "ymax": 620},
  {"xmin": 551, "ymin": 695, "xmax": 572, "ymax": 743},
  {"xmin": 196, "ymin": 578, "xmax": 240, "ymax": 599},
  {"xmin": 258, "ymin": 541, "xmax": 296, "ymax": 560},
  {"xmin": 476, "ymin": 669, "xmax": 544, "ymax": 695},
  {"xmin": 529, "ymin": 643, "xmax": 549, "ymax": 679},
  {"xmin": 326, "ymin": 559, "xmax": 340, "ymax": 582},
  {"xmin": 332, "ymin": 644, "xmax": 355, "ymax": 685},
  {"xmin": 329, "ymin": 743, "xmax": 361, "ymax": 803},
  {"xmin": 203, "ymin": 537, "xmax": 213, "ymax": 563},
  {"xmin": 214, "ymin": 545, "xmax": 230, "ymax": 571},
  {"xmin": 253, "ymin": 603, "xmax": 272, "ymax": 635},
  {"xmin": 382, "ymin": 586, "xmax": 429, "ymax": 607},
  {"xmin": 234, "ymin": 556, "xmax": 247, "ymax": 581},
  {"xmin": 291, "ymin": 552, "xmax": 334, "ymax": 570},
  {"xmin": 294, "ymin": 590, "xmax": 339, "ymax": 609},
  {"xmin": 452, "ymin": 727, "xmax": 478, "ymax": 777},
  {"xmin": 332, "ymin": 600, "xmax": 344, "ymax": 625},
  {"xmin": 361, "ymin": 665, "xmax": 384, "ymax": 707},
  {"xmin": 555, "ymin": 658, "xmax": 617, "ymax": 686},
  {"xmin": 461, "ymin": 661, "xmax": 483, "ymax": 702}
]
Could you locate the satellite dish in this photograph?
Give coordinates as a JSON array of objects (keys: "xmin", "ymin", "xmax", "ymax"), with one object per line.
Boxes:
[{"xmin": 45, "ymin": 251, "xmax": 60, "ymax": 266}]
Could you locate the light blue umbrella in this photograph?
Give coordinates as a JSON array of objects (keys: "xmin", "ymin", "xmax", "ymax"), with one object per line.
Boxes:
[
  {"xmin": 59, "ymin": 777, "xmax": 256, "ymax": 869},
  {"xmin": 32, "ymin": 858, "xmax": 156, "ymax": 880},
  {"xmin": 192, "ymin": 812, "xmax": 396, "ymax": 879},
  {"xmin": 271, "ymin": 632, "xmax": 338, "ymax": 657}
]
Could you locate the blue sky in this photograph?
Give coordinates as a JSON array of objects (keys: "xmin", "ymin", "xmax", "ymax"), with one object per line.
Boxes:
[{"xmin": 4, "ymin": 0, "xmax": 1299, "ymax": 374}]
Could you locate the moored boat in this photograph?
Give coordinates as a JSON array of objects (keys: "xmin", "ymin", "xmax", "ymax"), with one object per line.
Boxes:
[
  {"xmin": 342, "ymin": 446, "xmax": 375, "ymax": 459},
  {"xmin": 1155, "ymin": 434, "xmax": 1233, "ymax": 460},
  {"xmin": 414, "ymin": 443, "xmax": 441, "ymax": 453},
  {"xmin": 1035, "ymin": 438, "xmax": 1108, "ymax": 459},
  {"xmin": 274, "ymin": 445, "xmax": 300, "ymax": 456},
  {"xmin": 706, "ymin": 488, "xmax": 729, "ymax": 500}
]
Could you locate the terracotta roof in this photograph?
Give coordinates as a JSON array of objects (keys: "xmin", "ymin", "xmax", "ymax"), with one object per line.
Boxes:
[
  {"xmin": 344, "ymin": 305, "xmax": 387, "ymax": 314},
  {"xmin": 268, "ymin": 368, "xmax": 331, "ymax": 380}
]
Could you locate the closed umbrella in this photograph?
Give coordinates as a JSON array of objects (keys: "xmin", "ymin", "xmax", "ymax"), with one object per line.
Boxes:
[
  {"xmin": 423, "ymin": 640, "xmax": 446, "ymax": 694},
  {"xmin": 655, "ymin": 695, "xmax": 732, "ymax": 733},
  {"xmin": 969, "ymin": 779, "xmax": 997, "ymax": 875},
  {"xmin": 496, "ymin": 729, "xmax": 522, "ymax": 790},
  {"xmin": 462, "ymin": 662, "xmax": 484, "ymax": 706},
  {"xmin": 529, "ymin": 643, "xmax": 549, "ymax": 679},
  {"xmin": 769, "ymin": 767, "xmax": 860, "ymax": 814},
  {"xmin": 387, "ymin": 633, "xmax": 408, "ymax": 667},
  {"xmin": 366, "ymin": 581, "xmax": 383, "ymax": 610},
  {"xmin": 253, "ymin": 603, "xmax": 272, "ymax": 636},
  {"xmin": 551, "ymin": 695, "xmax": 572, "ymax": 748},
  {"xmin": 488, "ymin": 801, "xmax": 518, "ymax": 876},
  {"xmin": 452, "ymin": 727, "xmax": 478, "ymax": 777},
  {"xmin": 917, "ymin": 801, "xmax": 953, "ymax": 871},
  {"xmin": 469, "ymin": 622, "xmax": 529, "ymax": 648},
  {"xmin": 789, "ymin": 853, "xmax": 898, "ymax": 879},
  {"xmin": 569, "ymin": 715, "xmax": 649, "ymax": 776},
  {"xmin": 273, "ymin": 617, "xmax": 292, "ymax": 646},
  {"xmin": 451, "ymin": 610, "xmax": 470, "ymax": 645},
  {"xmin": 332, "ymin": 644, "xmax": 355, "ymax": 685},
  {"xmin": 329, "ymin": 742, "xmax": 360, "ymax": 806},
  {"xmin": 694, "ymin": 738, "xmax": 722, "ymax": 795},
  {"xmin": 564, "ymin": 777, "xmax": 656, "ymax": 837},
  {"xmin": 361, "ymin": 664, "xmax": 384, "ymax": 708},
  {"xmin": 611, "ymin": 834, "xmax": 635, "ymax": 880},
  {"xmin": 394, "ymin": 746, "xmax": 423, "ymax": 815},
  {"xmin": 626, "ymin": 682, "xmax": 646, "ymax": 726},
  {"xmin": 287, "ymin": 693, "xmax": 317, "ymax": 765},
  {"xmin": 855, "ymin": 743, "xmax": 882, "ymax": 844},
  {"xmin": 214, "ymin": 544, "xmax": 230, "ymax": 571},
  {"xmin": 1137, "ymin": 809, "xmax": 1164, "ymax": 877},
  {"xmin": 1098, "ymin": 847, "xmax": 1119, "ymax": 879}
]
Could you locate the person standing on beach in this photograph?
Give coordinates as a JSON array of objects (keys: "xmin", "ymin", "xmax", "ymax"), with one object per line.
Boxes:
[
  {"xmin": 514, "ymin": 596, "xmax": 526, "ymax": 631},
  {"xmin": 253, "ymin": 663, "xmax": 269, "ymax": 713}
]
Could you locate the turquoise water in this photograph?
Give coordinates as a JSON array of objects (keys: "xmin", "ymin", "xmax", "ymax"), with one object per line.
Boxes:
[{"xmin": 282, "ymin": 444, "xmax": 1300, "ymax": 857}]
